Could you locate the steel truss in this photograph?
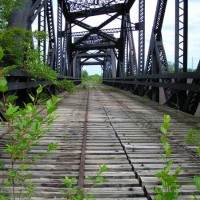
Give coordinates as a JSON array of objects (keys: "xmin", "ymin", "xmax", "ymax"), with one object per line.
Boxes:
[{"xmin": 5, "ymin": 0, "xmax": 200, "ymax": 115}]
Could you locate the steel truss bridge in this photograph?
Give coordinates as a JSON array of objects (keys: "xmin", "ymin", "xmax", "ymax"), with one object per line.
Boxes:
[
  {"xmin": 1, "ymin": 1, "xmax": 200, "ymax": 199},
  {"xmin": 4, "ymin": 0, "xmax": 200, "ymax": 115}
]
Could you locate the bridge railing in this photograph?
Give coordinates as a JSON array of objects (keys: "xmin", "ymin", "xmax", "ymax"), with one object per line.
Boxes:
[
  {"xmin": 103, "ymin": 72, "xmax": 200, "ymax": 93},
  {"xmin": 103, "ymin": 71, "xmax": 200, "ymax": 115},
  {"xmin": 6, "ymin": 69, "xmax": 81, "ymax": 91}
]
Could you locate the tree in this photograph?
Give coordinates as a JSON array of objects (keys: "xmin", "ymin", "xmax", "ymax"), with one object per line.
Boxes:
[
  {"xmin": 0, "ymin": 0, "xmax": 25, "ymax": 29},
  {"xmin": 81, "ymin": 70, "xmax": 89, "ymax": 79}
]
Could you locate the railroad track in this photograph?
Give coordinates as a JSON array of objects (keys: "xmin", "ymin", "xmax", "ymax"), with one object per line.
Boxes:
[{"xmin": 0, "ymin": 85, "xmax": 200, "ymax": 199}]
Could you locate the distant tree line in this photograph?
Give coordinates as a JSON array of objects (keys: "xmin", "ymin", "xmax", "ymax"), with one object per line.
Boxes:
[
  {"xmin": 81, "ymin": 70, "xmax": 102, "ymax": 83},
  {"xmin": 168, "ymin": 61, "xmax": 195, "ymax": 73}
]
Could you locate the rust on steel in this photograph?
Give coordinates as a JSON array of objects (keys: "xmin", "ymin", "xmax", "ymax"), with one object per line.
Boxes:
[{"xmin": 77, "ymin": 90, "xmax": 89, "ymax": 189}]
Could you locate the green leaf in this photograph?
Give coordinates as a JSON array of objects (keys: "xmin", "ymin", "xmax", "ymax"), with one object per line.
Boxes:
[
  {"xmin": 99, "ymin": 164, "xmax": 109, "ymax": 172},
  {"xmin": 2, "ymin": 65, "xmax": 16, "ymax": 76},
  {"xmin": 6, "ymin": 95, "xmax": 18, "ymax": 102},
  {"xmin": 29, "ymin": 94, "xmax": 35, "ymax": 102},
  {"xmin": 46, "ymin": 143, "xmax": 59, "ymax": 152},
  {"xmin": 164, "ymin": 114, "xmax": 170, "ymax": 123},
  {"xmin": 5, "ymin": 179, "xmax": 11, "ymax": 186},
  {"xmin": 51, "ymin": 94, "xmax": 62, "ymax": 104},
  {"xmin": 33, "ymin": 154, "xmax": 39, "ymax": 161},
  {"xmin": 154, "ymin": 194, "xmax": 162, "ymax": 200},
  {"xmin": 0, "ymin": 194, "xmax": 7, "ymax": 200},
  {"xmin": 86, "ymin": 175, "xmax": 94, "ymax": 180},
  {"xmin": 0, "ymin": 46, "xmax": 4, "ymax": 61},
  {"xmin": 0, "ymin": 85, "xmax": 8, "ymax": 92},
  {"xmin": 160, "ymin": 136, "xmax": 167, "ymax": 144},
  {"xmin": 0, "ymin": 101, "xmax": 4, "ymax": 107},
  {"xmin": 0, "ymin": 78, "xmax": 7, "ymax": 86},
  {"xmin": 194, "ymin": 176, "xmax": 200, "ymax": 190},
  {"xmin": 96, "ymin": 176, "xmax": 105, "ymax": 183},
  {"xmin": 47, "ymin": 105, "xmax": 58, "ymax": 114},
  {"xmin": 175, "ymin": 167, "xmax": 182, "ymax": 175},
  {"xmin": 0, "ymin": 161, "xmax": 5, "ymax": 169},
  {"xmin": 20, "ymin": 164, "xmax": 30, "ymax": 170},
  {"xmin": 161, "ymin": 126, "xmax": 167, "ymax": 134},
  {"xmin": 34, "ymin": 115, "xmax": 43, "ymax": 122},
  {"xmin": 36, "ymin": 85, "xmax": 43, "ymax": 95},
  {"xmin": 5, "ymin": 104, "xmax": 19, "ymax": 117},
  {"xmin": 196, "ymin": 147, "xmax": 200, "ymax": 154}
]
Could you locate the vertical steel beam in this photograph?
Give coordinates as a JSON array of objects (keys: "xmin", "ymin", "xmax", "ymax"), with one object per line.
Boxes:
[
  {"xmin": 145, "ymin": 0, "xmax": 168, "ymax": 75},
  {"xmin": 175, "ymin": 0, "xmax": 188, "ymax": 72},
  {"xmin": 46, "ymin": 0, "xmax": 56, "ymax": 70},
  {"xmin": 145, "ymin": 0, "xmax": 169, "ymax": 102},
  {"xmin": 110, "ymin": 49, "xmax": 116, "ymax": 78},
  {"xmin": 66, "ymin": 22, "xmax": 73, "ymax": 77},
  {"xmin": 117, "ymin": 14, "xmax": 126, "ymax": 77},
  {"xmin": 138, "ymin": 0, "xmax": 145, "ymax": 75},
  {"xmin": 182, "ymin": 61, "xmax": 200, "ymax": 115},
  {"xmin": 126, "ymin": 13, "xmax": 137, "ymax": 76},
  {"xmin": 173, "ymin": 0, "xmax": 188, "ymax": 110},
  {"xmin": 56, "ymin": 1, "xmax": 63, "ymax": 74},
  {"xmin": 38, "ymin": 0, "xmax": 47, "ymax": 63},
  {"xmin": 62, "ymin": 30, "xmax": 67, "ymax": 76},
  {"xmin": 8, "ymin": 0, "xmax": 33, "ymax": 29}
]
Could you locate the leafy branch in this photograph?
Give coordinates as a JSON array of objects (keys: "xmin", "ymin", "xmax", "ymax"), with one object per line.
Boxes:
[
  {"xmin": 153, "ymin": 115, "xmax": 182, "ymax": 200},
  {"xmin": 0, "ymin": 62, "xmax": 62, "ymax": 199},
  {"xmin": 62, "ymin": 164, "xmax": 109, "ymax": 200}
]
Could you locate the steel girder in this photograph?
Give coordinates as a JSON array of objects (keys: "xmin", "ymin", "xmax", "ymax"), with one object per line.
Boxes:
[
  {"xmin": 116, "ymin": 12, "xmax": 137, "ymax": 77},
  {"xmin": 71, "ymin": 26, "xmax": 136, "ymax": 37},
  {"xmin": 46, "ymin": 0, "xmax": 57, "ymax": 70},
  {"xmin": 182, "ymin": 62, "xmax": 200, "ymax": 115},
  {"xmin": 7, "ymin": 0, "xmax": 200, "ymax": 115},
  {"xmin": 138, "ymin": 0, "xmax": 145, "ymax": 75},
  {"xmin": 38, "ymin": 0, "xmax": 47, "ymax": 63},
  {"xmin": 144, "ymin": 0, "xmax": 170, "ymax": 102},
  {"xmin": 175, "ymin": 0, "xmax": 188, "ymax": 73},
  {"xmin": 145, "ymin": 0, "xmax": 168, "ymax": 75}
]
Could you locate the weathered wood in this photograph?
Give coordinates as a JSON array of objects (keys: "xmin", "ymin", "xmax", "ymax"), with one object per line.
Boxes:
[{"xmin": 0, "ymin": 85, "xmax": 200, "ymax": 199}]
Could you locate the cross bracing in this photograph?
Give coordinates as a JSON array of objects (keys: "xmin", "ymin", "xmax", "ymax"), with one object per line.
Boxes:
[{"xmin": 2, "ymin": 0, "xmax": 200, "ymax": 115}]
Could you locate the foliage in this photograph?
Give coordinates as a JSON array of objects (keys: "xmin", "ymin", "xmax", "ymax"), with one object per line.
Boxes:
[
  {"xmin": 81, "ymin": 70, "xmax": 89, "ymax": 82},
  {"xmin": 90, "ymin": 74, "xmax": 102, "ymax": 83},
  {"xmin": 0, "ymin": 27, "xmax": 32, "ymax": 65},
  {"xmin": 81, "ymin": 70, "xmax": 102, "ymax": 83},
  {"xmin": 24, "ymin": 47, "xmax": 58, "ymax": 84},
  {"xmin": 186, "ymin": 126, "xmax": 200, "ymax": 200},
  {"xmin": 0, "ymin": 0, "xmax": 26, "ymax": 29},
  {"xmin": 153, "ymin": 115, "xmax": 182, "ymax": 200},
  {"xmin": 62, "ymin": 164, "xmax": 109, "ymax": 199},
  {"xmin": 0, "ymin": 27, "xmax": 58, "ymax": 83},
  {"xmin": 59, "ymin": 79, "xmax": 75, "ymax": 93},
  {"xmin": 0, "ymin": 65, "xmax": 62, "ymax": 199},
  {"xmin": 186, "ymin": 128, "xmax": 200, "ymax": 152},
  {"xmin": 168, "ymin": 61, "xmax": 194, "ymax": 73}
]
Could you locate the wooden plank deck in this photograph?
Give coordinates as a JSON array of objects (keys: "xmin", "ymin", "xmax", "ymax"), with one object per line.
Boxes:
[{"xmin": 0, "ymin": 85, "xmax": 200, "ymax": 199}]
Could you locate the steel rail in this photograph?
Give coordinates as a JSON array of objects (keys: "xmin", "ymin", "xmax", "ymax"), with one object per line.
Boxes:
[{"xmin": 77, "ymin": 90, "xmax": 89, "ymax": 189}]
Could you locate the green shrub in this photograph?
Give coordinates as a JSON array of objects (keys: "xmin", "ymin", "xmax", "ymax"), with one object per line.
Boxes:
[
  {"xmin": 59, "ymin": 79, "xmax": 75, "ymax": 93},
  {"xmin": 62, "ymin": 164, "xmax": 109, "ymax": 199},
  {"xmin": 0, "ymin": 28, "xmax": 58, "ymax": 84},
  {"xmin": 153, "ymin": 115, "xmax": 182, "ymax": 200},
  {"xmin": 0, "ymin": 65, "xmax": 62, "ymax": 199},
  {"xmin": 186, "ymin": 127, "xmax": 200, "ymax": 199}
]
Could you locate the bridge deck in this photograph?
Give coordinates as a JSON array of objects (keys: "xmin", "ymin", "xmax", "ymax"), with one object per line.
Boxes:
[{"xmin": 1, "ymin": 85, "xmax": 200, "ymax": 199}]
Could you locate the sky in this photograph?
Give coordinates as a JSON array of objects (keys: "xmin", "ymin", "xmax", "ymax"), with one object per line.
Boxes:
[{"xmin": 80, "ymin": 0, "xmax": 200, "ymax": 75}]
